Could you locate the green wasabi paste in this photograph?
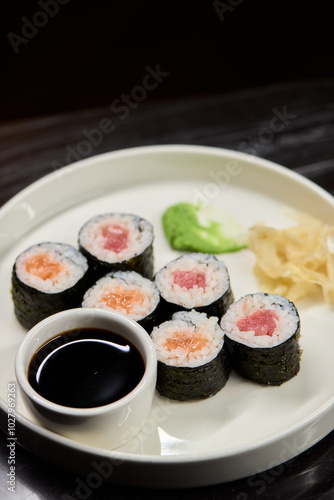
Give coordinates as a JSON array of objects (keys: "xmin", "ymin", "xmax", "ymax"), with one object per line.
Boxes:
[{"xmin": 162, "ymin": 202, "xmax": 247, "ymax": 253}]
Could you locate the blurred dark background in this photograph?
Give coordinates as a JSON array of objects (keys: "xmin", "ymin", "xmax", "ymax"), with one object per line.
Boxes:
[{"xmin": 1, "ymin": 0, "xmax": 334, "ymax": 122}]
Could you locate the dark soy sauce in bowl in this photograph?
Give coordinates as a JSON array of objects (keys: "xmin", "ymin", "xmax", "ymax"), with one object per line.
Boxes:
[{"xmin": 28, "ymin": 328, "xmax": 145, "ymax": 408}]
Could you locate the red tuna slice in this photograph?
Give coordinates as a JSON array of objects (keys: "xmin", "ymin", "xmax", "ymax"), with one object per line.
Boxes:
[
  {"xmin": 101, "ymin": 224, "xmax": 128, "ymax": 253},
  {"xmin": 237, "ymin": 309, "xmax": 279, "ymax": 337},
  {"xmin": 173, "ymin": 270, "xmax": 206, "ymax": 290}
]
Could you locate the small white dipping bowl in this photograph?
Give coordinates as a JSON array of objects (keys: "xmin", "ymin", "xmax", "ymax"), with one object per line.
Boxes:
[{"xmin": 15, "ymin": 308, "xmax": 157, "ymax": 449}]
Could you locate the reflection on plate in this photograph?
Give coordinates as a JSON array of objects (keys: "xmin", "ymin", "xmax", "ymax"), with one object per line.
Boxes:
[{"xmin": 0, "ymin": 145, "xmax": 333, "ymax": 488}]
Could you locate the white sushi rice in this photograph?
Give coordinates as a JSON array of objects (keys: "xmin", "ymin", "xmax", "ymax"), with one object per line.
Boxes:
[
  {"xmin": 82, "ymin": 270, "xmax": 159, "ymax": 321},
  {"xmin": 220, "ymin": 293, "xmax": 300, "ymax": 348},
  {"xmin": 154, "ymin": 253, "xmax": 230, "ymax": 308},
  {"xmin": 79, "ymin": 213, "xmax": 153, "ymax": 263},
  {"xmin": 151, "ymin": 310, "xmax": 224, "ymax": 368},
  {"xmin": 15, "ymin": 242, "xmax": 88, "ymax": 293}
]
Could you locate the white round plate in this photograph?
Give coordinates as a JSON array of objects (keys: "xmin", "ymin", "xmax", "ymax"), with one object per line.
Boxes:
[{"xmin": 0, "ymin": 145, "xmax": 333, "ymax": 489}]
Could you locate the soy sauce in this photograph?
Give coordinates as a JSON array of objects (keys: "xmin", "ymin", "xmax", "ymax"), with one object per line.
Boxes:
[{"xmin": 28, "ymin": 328, "xmax": 145, "ymax": 408}]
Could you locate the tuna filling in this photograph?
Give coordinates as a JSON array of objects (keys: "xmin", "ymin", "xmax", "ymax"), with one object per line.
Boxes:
[
  {"xmin": 237, "ymin": 309, "xmax": 279, "ymax": 337},
  {"xmin": 173, "ymin": 270, "xmax": 206, "ymax": 290},
  {"xmin": 102, "ymin": 224, "xmax": 129, "ymax": 253}
]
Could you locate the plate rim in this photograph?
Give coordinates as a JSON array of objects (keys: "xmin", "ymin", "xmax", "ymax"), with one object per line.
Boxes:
[
  {"xmin": 1, "ymin": 143, "xmax": 334, "ymax": 487},
  {"xmin": 2, "ymin": 143, "xmax": 334, "ymax": 214}
]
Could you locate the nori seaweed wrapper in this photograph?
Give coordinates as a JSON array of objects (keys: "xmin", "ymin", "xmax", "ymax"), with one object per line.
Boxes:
[
  {"xmin": 78, "ymin": 214, "xmax": 154, "ymax": 284},
  {"xmin": 224, "ymin": 330, "xmax": 301, "ymax": 386},
  {"xmin": 82, "ymin": 270, "xmax": 162, "ymax": 334},
  {"xmin": 80, "ymin": 243, "xmax": 154, "ymax": 285},
  {"xmin": 11, "ymin": 258, "xmax": 89, "ymax": 330},
  {"xmin": 154, "ymin": 253, "xmax": 234, "ymax": 323},
  {"xmin": 156, "ymin": 345, "xmax": 230, "ymax": 401},
  {"xmin": 152, "ymin": 309, "xmax": 230, "ymax": 401},
  {"xmin": 137, "ymin": 298, "xmax": 164, "ymax": 334},
  {"xmin": 157, "ymin": 286, "xmax": 234, "ymax": 323}
]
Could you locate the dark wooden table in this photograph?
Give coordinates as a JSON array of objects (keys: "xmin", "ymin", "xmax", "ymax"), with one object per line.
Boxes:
[{"xmin": 1, "ymin": 78, "xmax": 334, "ymax": 499}]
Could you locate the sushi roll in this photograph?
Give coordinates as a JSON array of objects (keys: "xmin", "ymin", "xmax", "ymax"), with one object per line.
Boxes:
[
  {"xmin": 220, "ymin": 293, "xmax": 301, "ymax": 386},
  {"xmin": 154, "ymin": 253, "xmax": 234, "ymax": 321},
  {"xmin": 82, "ymin": 270, "xmax": 161, "ymax": 333},
  {"xmin": 151, "ymin": 310, "xmax": 230, "ymax": 401},
  {"xmin": 78, "ymin": 213, "xmax": 154, "ymax": 283},
  {"xmin": 12, "ymin": 242, "xmax": 89, "ymax": 329}
]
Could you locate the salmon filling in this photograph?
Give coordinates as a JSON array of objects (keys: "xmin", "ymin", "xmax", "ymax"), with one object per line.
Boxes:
[
  {"xmin": 173, "ymin": 271, "xmax": 206, "ymax": 290},
  {"xmin": 101, "ymin": 224, "xmax": 128, "ymax": 253},
  {"xmin": 237, "ymin": 309, "xmax": 279, "ymax": 337},
  {"xmin": 24, "ymin": 254, "xmax": 64, "ymax": 282},
  {"xmin": 164, "ymin": 330, "xmax": 208, "ymax": 352},
  {"xmin": 101, "ymin": 287, "xmax": 144, "ymax": 313}
]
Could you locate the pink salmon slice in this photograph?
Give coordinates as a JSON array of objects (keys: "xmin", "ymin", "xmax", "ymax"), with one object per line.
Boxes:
[
  {"xmin": 101, "ymin": 287, "xmax": 144, "ymax": 313},
  {"xmin": 25, "ymin": 254, "xmax": 63, "ymax": 283},
  {"xmin": 164, "ymin": 330, "xmax": 208, "ymax": 352}
]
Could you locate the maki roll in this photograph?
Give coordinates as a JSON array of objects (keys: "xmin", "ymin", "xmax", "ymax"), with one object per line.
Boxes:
[
  {"xmin": 220, "ymin": 293, "xmax": 301, "ymax": 386},
  {"xmin": 78, "ymin": 213, "xmax": 154, "ymax": 283},
  {"xmin": 154, "ymin": 253, "xmax": 234, "ymax": 321},
  {"xmin": 82, "ymin": 270, "xmax": 161, "ymax": 333},
  {"xmin": 151, "ymin": 310, "xmax": 230, "ymax": 401},
  {"xmin": 12, "ymin": 242, "xmax": 89, "ymax": 329}
]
